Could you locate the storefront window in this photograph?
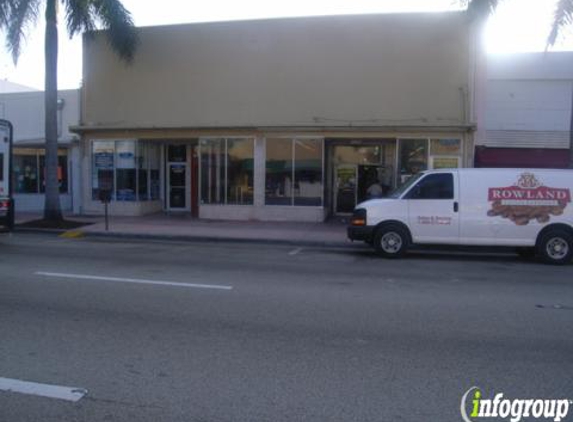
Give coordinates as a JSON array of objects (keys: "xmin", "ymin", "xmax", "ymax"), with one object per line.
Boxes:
[
  {"xmin": 149, "ymin": 143, "xmax": 160, "ymax": 200},
  {"xmin": 200, "ymin": 138, "xmax": 254, "ymax": 205},
  {"xmin": 200, "ymin": 138, "xmax": 225, "ymax": 204},
  {"xmin": 116, "ymin": 141, "xmax": 136, "ymax": 201},
  {"xmin": 294, "ymin": 139, "xmax": 322, "ymax": 206},
  {"xmin": 227, "ymin": 139, "xmax": 254, "ymax": 205},
  {"xmin": 39, "ymin": 154, "xmax": 68, "ymax": 194},
  {"xmin": 430, "ymin": 139, "xmax": 461, "ymax": 156},
  {"xmin": 333, "ymin": 145, "xmax": 380, "ymax": 165},
  {"xmin": 14, "ymin": 148, "xmax": 68, "ymax": 194},
  {"xmin": 137, "ymin": 142, "xmax": 149, "ymax": 201},
  {"xmin": 398, "ymin": 139, "xmax": 428, "ymax": 184},
  {"xmin": 92, "ymin": 141, "xmax": 115, "ymax": 200},
  {"xmin": 14, "ymin": 153, "xmax": 39, "ymax": 193},
  {"xmin": 429, "ymin": 139, "xmax": 462, "ymax": 169},
  {"xmin": 92, "ymin": 140, "xmax": 160, "ymax": 202},
  {"xmin": 265, "ymin": 138, "xmax": 323, "ymax": 206},
  {"xmin": 265, "ymin": 139, "xmax": 292, "ymax": 205}
]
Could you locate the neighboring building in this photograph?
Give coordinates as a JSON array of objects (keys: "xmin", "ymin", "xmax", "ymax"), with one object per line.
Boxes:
[
  {"xmin": 75, "ymin": 12, "xmax": 482, "ymax": 221},
  {"xmin": 0, "ymin": 79, "xmax": 40, "ymax": 93},
  {"xmin": 0, "ymin": 89, "xmax": 81, "ymax": 212},
  {"xmin": 478, "ymin": 52, "xmax": 573, "ymax": 168}
]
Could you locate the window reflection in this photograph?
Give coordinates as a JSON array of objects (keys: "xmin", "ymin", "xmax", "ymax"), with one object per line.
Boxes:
[
  {"xmin": 200, "ymin": 138, "xmax": 254, "ymax": 205},
  {"xmin": 265, "ymin": 138, "xmax": 323, "ymax": 206},
  {"xmin": 398, "ymin": 139, "xmax": 428, "ymax": 184},
  {"xmin": 294, "ymin": 139, "xmax": 322, "ymax": 206},
  {"xmin": 92, "ymin": 140, "xmax": 160, "ymax": 202}
]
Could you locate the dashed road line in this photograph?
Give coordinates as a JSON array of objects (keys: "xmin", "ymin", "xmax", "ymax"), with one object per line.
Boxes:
[
  {"xmin": 0, "ymin": 377, "xmax": 87, "ymax": 402},
  {"xmin": 288, "ymin": 247, "xmax": 303, "ymax": 256},
  {"xmin": 35, "ymin": 272, "xmax": 233, "ymax": 291}
]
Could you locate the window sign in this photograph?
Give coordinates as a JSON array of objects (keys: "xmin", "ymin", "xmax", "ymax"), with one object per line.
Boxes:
[
  {"xmin": 430, "ymin": 139, "xmax": 461, "ymax": 156},
  {"xmin": 431, "ymin": 156, "xmax": 461, "ymax": 170},
  {"xmin": 92, "ymin": 140, "xmax": 160, "ymax": 202},
  {"xmin": 94, "ymin": 152, "xmax": 113, "ymax": 170}
]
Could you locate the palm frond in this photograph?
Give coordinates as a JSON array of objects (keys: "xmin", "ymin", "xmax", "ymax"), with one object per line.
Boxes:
[
  {"xmin": 63, "ymin": 0, "xmax": 96, "ymax": 36},
  {"xmin": 548, "ymin": 0, "xmax": 573, "ymax": 47},
  {"xmin": 94, "ymin": 0, "xmax": 138, "ymax": 62},
  {"xmin": 456, "ymin": 0, "xmax": 499, "ymax": 20},
  {"xmin": 5, "ymin": 0, "xmax": 40, "ymax": 63},
  {"xmin": 0, "ymin": 0, "xmax": 16, "ymax": 27}
]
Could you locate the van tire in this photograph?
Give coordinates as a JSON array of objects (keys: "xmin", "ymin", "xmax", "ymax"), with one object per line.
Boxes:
[
  {"xmin": 373, "ymin": 225, "xmax": 409, "ymax": 258},
  {"xmin": 537, "ymin": 229, "xmax": 573, "ymax": 265}
]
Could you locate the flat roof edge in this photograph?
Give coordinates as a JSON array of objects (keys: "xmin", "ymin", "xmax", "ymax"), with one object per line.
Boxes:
[{"xmin": 70, "ymin": 124, "xmax": 477, "ymax": 135}]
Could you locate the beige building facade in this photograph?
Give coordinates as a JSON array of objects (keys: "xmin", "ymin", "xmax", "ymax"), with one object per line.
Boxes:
[{"xmin": 75, "ymin": 12, "xmax": 480, "ymax": 221}]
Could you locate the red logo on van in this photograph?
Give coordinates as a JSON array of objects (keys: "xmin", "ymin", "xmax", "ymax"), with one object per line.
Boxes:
[{"xmin": 487, "ymin": 173, "xmax": 570, "ymax": 226}]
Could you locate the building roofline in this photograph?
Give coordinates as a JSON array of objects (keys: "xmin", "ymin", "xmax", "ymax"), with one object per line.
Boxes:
[{"xmin": 70, "ymin": 124, "xmax": 476, "ymax": 136}]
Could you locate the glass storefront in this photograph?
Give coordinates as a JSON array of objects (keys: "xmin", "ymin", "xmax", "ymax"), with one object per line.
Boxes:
[
  {"xmin": 265, "ymin": 138, "xmax": 323, "ymax": 206},
  {"xmin": 13, "ymin": 148, "xmax": 68, "ymax": 194},
  {"xmin": 92, "ymin": 140, "xmax": 160, "ymax": 201},
  {"xmin": 398, "ymin": 138, "xmax": 462, "ymax": 184},
  {"xmin": 200, "ymin": 138, "xmax": 254, "ymax": 205},
  {"xmin": 87, "ymin": 135, "xmax": 463, "ymax": 219},
  {"xmin": 331, "ymin": 142, "xmax": 395, "ymax": 213}
]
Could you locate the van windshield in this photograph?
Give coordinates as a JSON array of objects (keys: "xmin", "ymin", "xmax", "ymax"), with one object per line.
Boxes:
[{"xmin": 387, "ymin": 173, "xmax": 424, "ymax": 199}]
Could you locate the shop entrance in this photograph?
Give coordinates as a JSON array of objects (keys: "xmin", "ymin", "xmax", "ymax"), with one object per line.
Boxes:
[
  {"xmin": 166, "ymin": 143, "xmax": 198, "ymax": 215},
  {"xmin": 334, "ymin": 164, "xmax": 389, "ymax": 213},
  {"xmin": 330, "ymin": 141, "xmax": 396, "ymax": 215}
]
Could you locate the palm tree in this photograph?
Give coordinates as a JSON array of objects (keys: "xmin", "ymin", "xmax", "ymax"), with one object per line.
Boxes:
[{"xmin": 0, "ymin": 0, "xmax": 137, "ymax": 222}]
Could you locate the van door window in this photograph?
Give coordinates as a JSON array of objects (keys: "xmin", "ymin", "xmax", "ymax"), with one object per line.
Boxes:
[{"xmin": 406, "ymin": 173, "xmax": 453, "ymax": 200}]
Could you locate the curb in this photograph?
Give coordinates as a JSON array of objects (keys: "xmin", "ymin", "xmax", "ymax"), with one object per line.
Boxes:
[
  {"xmin": 14, "ymin": 227, "xmax": 69, "ymax": 235},
  {"xmin": 14, "ymin": 227, "xmax": 353, "ymax": 249}
]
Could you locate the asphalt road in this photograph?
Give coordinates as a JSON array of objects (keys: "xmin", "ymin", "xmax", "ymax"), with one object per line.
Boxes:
[{"xmin": 0, "ymin": 233, "xmax": 572, "ymax": 422}]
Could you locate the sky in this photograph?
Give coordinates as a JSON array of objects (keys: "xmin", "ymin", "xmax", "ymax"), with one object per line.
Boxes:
[{"xmin": 0, "ymin": 0, "xmax": 572, "ymax": 90}]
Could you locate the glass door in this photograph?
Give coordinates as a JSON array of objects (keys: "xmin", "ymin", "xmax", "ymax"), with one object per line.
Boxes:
[
  {"xmin": 167, "ymin": 145, "xmax": 189, "ymax": 210},
  {"xmin": 335, "ymin": 165, "xmax": 358, "ymax": 214}
]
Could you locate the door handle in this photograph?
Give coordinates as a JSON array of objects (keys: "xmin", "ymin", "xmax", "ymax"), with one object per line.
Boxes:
[{"xmin": 453, "ymin": 201, "xmax": 459, "ymax": 213}]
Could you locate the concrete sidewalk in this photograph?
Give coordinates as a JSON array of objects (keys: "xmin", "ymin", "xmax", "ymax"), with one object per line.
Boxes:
[{"xmin": 15, "ymin": 212, "xmax": 352, "ymax": 247}]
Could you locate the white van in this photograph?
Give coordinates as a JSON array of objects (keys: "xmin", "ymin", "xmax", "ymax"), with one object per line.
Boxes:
[{"xmin": 347, "ymin": 168, "xmax": 573, "ymax": 265}]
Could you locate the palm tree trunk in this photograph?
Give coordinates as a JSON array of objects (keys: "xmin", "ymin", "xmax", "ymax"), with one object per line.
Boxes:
[{"xmin": 43, "ymin": 0, "xmax": 62, "ymax": 221}]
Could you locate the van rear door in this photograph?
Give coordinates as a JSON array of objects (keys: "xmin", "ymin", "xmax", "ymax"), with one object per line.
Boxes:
[{"xmin": 405, "ymin": 171, "xmax": 460, "ymax": 244}]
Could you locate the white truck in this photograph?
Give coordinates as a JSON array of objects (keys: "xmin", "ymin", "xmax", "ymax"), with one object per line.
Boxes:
[
  {"xmin": 0, "ymin": 119, "xmax": 14, "ymax": 232},
  {"xmin": 347, "ymin": 168, "xmax": 573, "ymax": 265}
]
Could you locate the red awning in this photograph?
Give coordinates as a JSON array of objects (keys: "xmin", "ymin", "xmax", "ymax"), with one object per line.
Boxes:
[{"xmin": 474, "ymin": 147, "xmax": 570, "ymax": 169}]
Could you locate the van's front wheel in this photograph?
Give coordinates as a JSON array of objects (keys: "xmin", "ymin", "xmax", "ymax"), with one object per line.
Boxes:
[
  {"xmin": 373, "ymin": 225, "xmax": 409, "ymax": 258},
  {"xmin": 537, "ymin": 229, "xmax": 573, "ymax": 265}
]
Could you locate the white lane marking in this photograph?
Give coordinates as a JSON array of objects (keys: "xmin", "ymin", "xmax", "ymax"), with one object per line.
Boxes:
[
  {"xmin": 0, "ymin": 377, "xmax": 87, "ymax": 402},
  {"xmin": 288, "ymin": 247, "xmax": 303, "ymax": 256},
  {"xmin": 35, "ymin": 272, "xmax": 233, "ymax": 291}
]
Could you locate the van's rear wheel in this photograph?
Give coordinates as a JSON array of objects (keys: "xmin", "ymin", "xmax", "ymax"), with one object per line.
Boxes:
[
  {"xmin": 373, "ymin": 225, "xmax": 409, "ymax": 258},
  {"xmin": 537, "ymin": 230, "xmax": 573, "ymax": 265}
]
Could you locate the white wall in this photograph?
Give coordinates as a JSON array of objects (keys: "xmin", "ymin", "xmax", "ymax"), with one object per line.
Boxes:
[
  {"xmin": 0, "ymin": 89, "xmax": 80, "ymax": 142},
  {"xmin": 483, "ymin": 52, "xmax": 573, "ymax": 149}
]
